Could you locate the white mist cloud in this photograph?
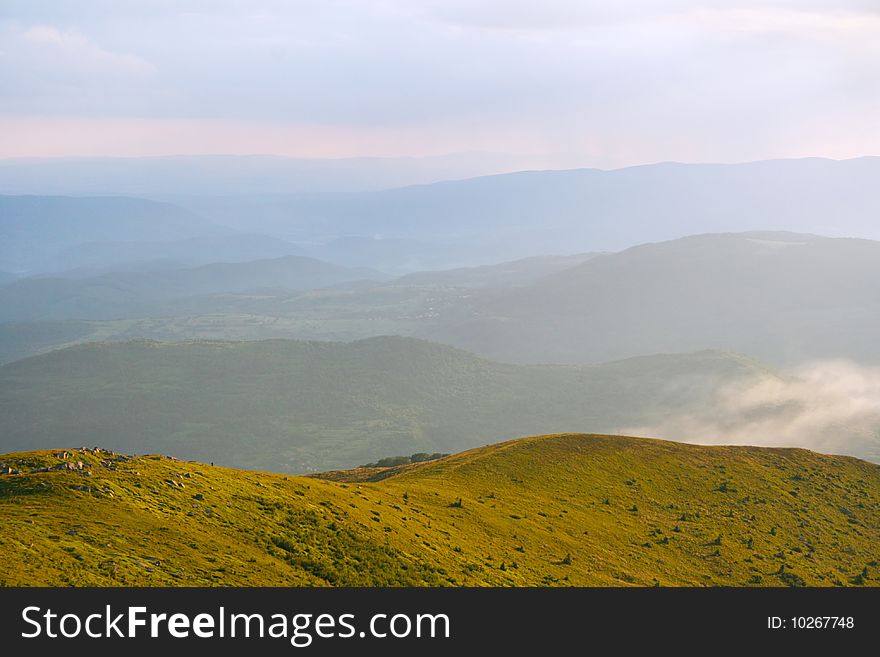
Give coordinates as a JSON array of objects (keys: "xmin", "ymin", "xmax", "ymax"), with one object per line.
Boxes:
[{"xmin": 624, "ymin": 360, "xmax": 880, "ymax": 459}]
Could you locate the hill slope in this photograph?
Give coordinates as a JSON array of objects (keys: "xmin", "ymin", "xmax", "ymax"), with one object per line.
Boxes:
[
  {"xmin": 0, "ymin": 195, "xmax": 223, "ymax": 274},
  {"xmin": 43, "ymin": 234, "xmax": 305, "ymax": 277},
  {"xmin": 0, "ymin": 256, "xmax": 384, "ymax": 322},
  {"xmin": 0, "ymin": 337, "xmax": 792, "ymax": 472},
  {"xmin": 162, "ymin": 157, "xmax": 880, "ymax": 257},
  {"xmin": 392, "ymin": 252, "xmax": 599, "ymax": 288},
  {"xmin": 10, "ymin": 231, "xmax": 880, "ymax": 368},
  {"xmin": 1, "ymin": 434, "xmax": 878, "ymax": 587},
  {"xmin": 423, "ymin": 232, "xmax": 880, "ymax": 365}
]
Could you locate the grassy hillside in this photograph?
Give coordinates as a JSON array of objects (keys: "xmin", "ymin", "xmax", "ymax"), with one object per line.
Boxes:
[
  {"xmin": 1, "ymin": 434, "xmax": 878, "ymax": 587},
  {"xmin": 0, "ymin": 336, "xmax": 785, "ymax": 472}
]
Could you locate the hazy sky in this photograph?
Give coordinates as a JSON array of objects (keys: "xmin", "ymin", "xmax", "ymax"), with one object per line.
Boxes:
[{"xmin": 1, "ymin": 1, "xmax": 878, "ymax": 167}]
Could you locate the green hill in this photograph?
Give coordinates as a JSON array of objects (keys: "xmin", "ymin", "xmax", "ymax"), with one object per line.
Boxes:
[
  {"xmin": 1, "ymin": 434, "xmax": 878, "ymax": 587},
  {"xmin": 0, "ymin": 255, "xmax": 385, "ymax": 322},
  {"xmin": 0, "ymin": 336, "xmax": 788, "ymax": 472}
]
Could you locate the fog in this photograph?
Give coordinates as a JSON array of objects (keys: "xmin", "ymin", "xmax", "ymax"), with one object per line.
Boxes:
[{"xmin": 624, "ymin": 360, "xmax": 880, "ymax": 459}]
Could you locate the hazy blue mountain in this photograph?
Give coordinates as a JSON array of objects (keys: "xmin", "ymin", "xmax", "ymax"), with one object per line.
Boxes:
[
  {"xmin": 0, "ymin": 255, "xmax": 386, "ymax": 322},
  {"xmin": 393, "ymin": 253, "xmax": 600, "ymax": 288},
  {"xmin": 6, "ymin": 232, "xmax": 880, "ymax": 368},
  {"xmin": 0, "ymin": 336, "xmax": 792, "ymax": 472},
  {"xmin": 5, "ymin": 159, "xmax": 880, "ymax": 275},
  {"xmin": 41, "ymin": 233, "xmax": 305, "ymax": 277},
  {"xmin": 0, "ymin": 271, "xmax": 15, "ymax": 285},
  {"xmin": 0, "ymin": 321, "xmax": 98, "ymax": 365},
  {"xmin": 304, "ymin": 236, "xmax": 490, "ymax": 275},
  {"xmin": 421, "ymin": 232, "xmax": 880, "ymax": 365},
  {"xmin": 0, "ymin": 195, "xmax": 224, "ymax": 274},
  {"xmin": 167, "ymin": 158, "xmax": 880, "ymax": 258},
  {"xmin": 0, "ymin": 153, "xmax": 530, "ymax": 195}
]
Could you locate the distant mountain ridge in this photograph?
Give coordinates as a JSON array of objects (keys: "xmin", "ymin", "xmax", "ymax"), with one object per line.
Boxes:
[
  {"xmin": 42, "ymin": 233, "xmax": 306, "ymax": 277},
  {"xmin": 169, "ymin": 157, "xmax": 880, "ymax": 258},
  {"xmin": 5, "ymin": 231, "xmax": 880, "ymax": 369},
  {"xmin": 0, "ymin": 194, "xmax": 225, "ymax": 274},
  {"xmin": 420, "ymin": 231, "xmax": 880, "ymax": 366},
  {"xmin": 0, "ymin": 255, "xmax": 385, "ymax": 322},
  {"xmin": 392, "ymin": 252, "xmax": 600, "ymax": 288},
  {"xmin": 6, "ymin": 157, "xmax": 880, "ymax": 277},
  {"xmin": 0, "ymin": 153, "xmax": 531, "ymax": 195}
]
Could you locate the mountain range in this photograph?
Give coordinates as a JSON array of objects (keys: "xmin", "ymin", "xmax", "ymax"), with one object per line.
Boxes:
[
  {"xmin": 169, "ymin": 157, "xmax": 880, "ymax": 257},
  {"xmin": 0, "ymin": 195, "xmax": 224, "ymax": 274},
  {"xmin": 5, "ymin": 231, "xmax": 877, "ymax": 368},
  {"xmin": 0, "ymin": 256, "xmax": 384, "ymax": 322},
  {"xmin": 422, "ymin": 231, "xmax": 880, "ymax": 365},
  {"xmin": 6, "ymin": 157, "xmax": 880, "ymax": 277}
]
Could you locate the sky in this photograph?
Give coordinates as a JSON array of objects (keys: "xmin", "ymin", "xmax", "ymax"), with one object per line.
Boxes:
[{"xmin": 1, "ymin": 0, "xmax": 878, "ymax": 167}]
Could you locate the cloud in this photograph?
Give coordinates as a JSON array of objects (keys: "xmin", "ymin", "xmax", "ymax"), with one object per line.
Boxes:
[
  {"xmin": 624, "ymin": 360, "xmax": 880, "ymax": 460},
  {"xmin": 0, "ymin": 2, "xmax": 878, "ymax": 162},
  {"xmin": 20, "ymin": 24, "xmax": 156, "ymax": 75},
  {"xmin": 420, "ymin": 1, "xmax": 880, "ymax": 33}
]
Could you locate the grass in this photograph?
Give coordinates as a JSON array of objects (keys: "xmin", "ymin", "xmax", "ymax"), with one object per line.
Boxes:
[{"xmin": 1, "ymin": 433, "xmax": 878, "ymax": 587}]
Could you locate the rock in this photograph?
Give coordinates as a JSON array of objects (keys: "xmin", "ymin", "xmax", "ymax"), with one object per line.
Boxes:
[{"xmin": 193, "ymin": 493, "xmax": 204, "ymax": 501}]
